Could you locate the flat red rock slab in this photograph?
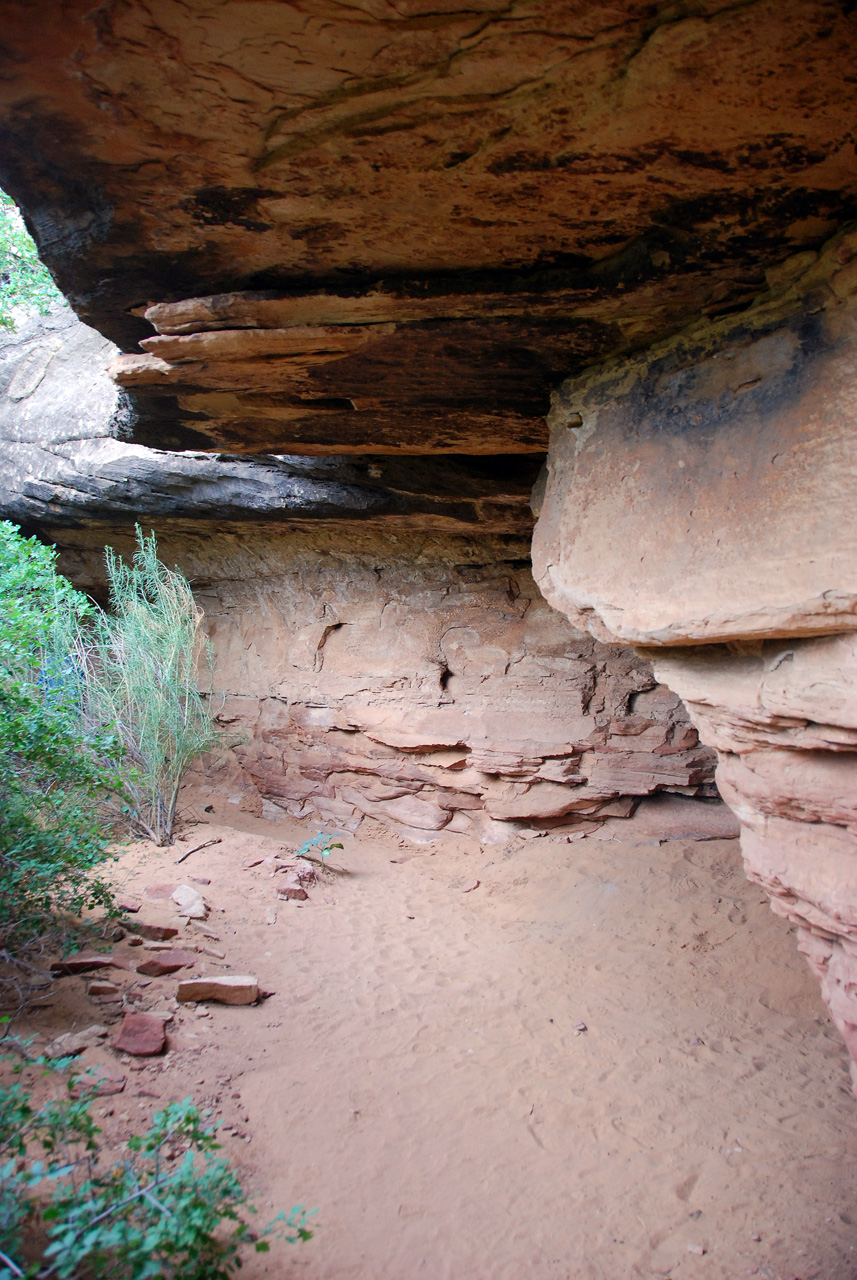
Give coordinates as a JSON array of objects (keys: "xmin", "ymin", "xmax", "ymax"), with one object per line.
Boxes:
[
  {"xmin": 278, "ymin": 885, "xmax": 308, "ymax": 901},
  {"xmin": 135, "ymin": 949, "xmax": 197, "ymax": 977},
  {"xmin": 117, "ymin": 899, "xmax": 141, "ymax": 913},
  {"xmin": 111, "ymin": 1013, "xmax": 166, "ymax": 1056},
  {"xmin": 52, "ymin": 953, "xmax": 131, "ymax": 975}
]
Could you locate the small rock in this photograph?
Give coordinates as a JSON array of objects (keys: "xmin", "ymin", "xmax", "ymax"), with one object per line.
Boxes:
[
  {"xmin": 127, "ymin": 936, "xmax": 143, "ymax": 947},
  {"xmin": 93, "ymin": 1075, "xmax": 127, "ymax": 1096},
  {"xmin": 44, "ymin": 1024, "xmax": 110, "ymax": 1058},
  {"xmin": 200, "ymin": 945, "xmax": 226, "ymax": 959},
  {"xmin": 117, "ymin": 899, "xmax": 141, "ymax": 913},
  {"xmin": 136, "ymin": 949, "xmax": 197, "ymax": 978},
  {"xmin": 71, "ymin": 1074, "xmax": 126, "ymax": 1098},
  {"xmin": 191, "ymin": 876, "xmax": 211, "ymax": 885},
  {"xmin": 573, "ymin": 1021, "xmax": 588, "ymax": 1033},
  {"xmin": 171, "ymin": 884, "xmax": 207, "ymax": 919},
  {"xmin": 264, "ymin": 907, "xmax": 277, "ymax": 925},
  {"xmin": 243, "ymin": 857, "xmax": 265, "ymax": 868},
  {"xmin": 278, "ymin": 885, "xmax": 308, "ymax": 901},
  {"xmin": 112, "ymin": 1013, "xmax": 167, "ymax": 1056},
  {"xmin": 687, "ymin": 1243, "xmax": 705, "ymax": 1256},
  {"xmin": 461, "ymin": 879, "xmax": 480, "ymax": 893},
  {"xmin": 195, "ymin": 1006, "xmax": 210, "ymax": 1017},
  {"xmin": 88, "ymin": 980, "xmax": 120, "ymax": 997},
  {"xmin": 142, "ymin": 939, "xmax": 179, "ymax": 951},
  {"xmin": 134, "ymin": 923, "xmax": 179, "ymax": 942},
  {"xmin": 176, "ymin": 976, "xmax": 259, "ymax": 1006}
]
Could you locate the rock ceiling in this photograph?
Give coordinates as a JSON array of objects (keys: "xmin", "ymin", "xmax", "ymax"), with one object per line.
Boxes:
[{"xmin": 1, "ymin": 0, "xmax": 856, "ymax": 455}]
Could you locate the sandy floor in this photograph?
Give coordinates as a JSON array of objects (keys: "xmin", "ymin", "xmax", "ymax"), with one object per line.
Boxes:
[{"xmin": 12, "ymin": 803, "xmax": 857, "ymax": 1280}]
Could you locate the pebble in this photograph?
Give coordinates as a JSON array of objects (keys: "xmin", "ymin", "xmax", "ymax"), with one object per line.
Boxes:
[{"xmin": 461, "ymin": 879, "xmax": 480, "ymax": 893}]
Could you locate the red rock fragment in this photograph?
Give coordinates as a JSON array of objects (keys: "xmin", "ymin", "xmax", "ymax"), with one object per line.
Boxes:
[
  {"xmin": 111, "ymin": 1013, "xmax": 167, "ymax": 1056},
  {"xmin": 88, "ymin": 980, "xmax": 120, "ymax": 996},
  {"xmin": 134, "ymin": 923, "xmax": 179, "ymax": 942},
  {"xmin": 52, "ymin": 953, "xmax": 131, "ymax": 975},
  {"xmin": 461, "ymin": 879, "xmax": 480, "ymax": 893},
  {"xmin": 135, "ymin": 949, "xmax": 197, "ymax": 977},
  {"xmin": 117, "ymin": 899, "xmax": 141, "ymax": 913},
  {"xmin": 176, "ymin": 976, "xmax": 258, "ymax": 1005},
  {"xmin": 277, "ymin": 885, "xmax": 308, "ymax": 901}
]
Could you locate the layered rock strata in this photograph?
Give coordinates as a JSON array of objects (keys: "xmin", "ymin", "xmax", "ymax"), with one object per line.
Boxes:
[
  {"xmin": 652, "ymin": 637, "xmax": 857, "ymax": 1089},
  {"xmin": 56, "ymin": 526, "xmax": 715, "ymax": 844},
  {"xmin": 533, "ymin": 228, "xmax": 857, "ymax": 1082},
  {"xmin": 0, "ymin": 309, "xmax": 540, "ymax": 533}
]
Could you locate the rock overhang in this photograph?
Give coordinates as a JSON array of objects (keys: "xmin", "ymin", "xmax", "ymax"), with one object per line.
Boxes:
[{"xmin": 0, "ymin": 0, "xmax": 855, "ymax": 458}]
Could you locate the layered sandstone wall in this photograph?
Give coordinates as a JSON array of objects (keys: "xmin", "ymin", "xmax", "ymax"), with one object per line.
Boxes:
[
  {"xmin": 533, "ymin": 227, "xmax": 857, "ymax": 1084},
  {"xmin": 56, "ymin": 525, "xmax": 715, "ymax": 844}
]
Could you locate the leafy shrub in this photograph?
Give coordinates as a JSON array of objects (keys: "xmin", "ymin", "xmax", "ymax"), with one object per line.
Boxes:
[
  {"xmin": 0, "ymin": 193, "xmax": 63, "ymax": 330},
  {"xmin": 76, "ymin": 527, "xmax": 220, "ymax": 846},
  {"xmin": 0, "ymin": 524, "xmax": 121, "ymax": 1001},
  {"xmin": 0, "ymin": 1065, "xmax": 312, "ymax": 1279}
]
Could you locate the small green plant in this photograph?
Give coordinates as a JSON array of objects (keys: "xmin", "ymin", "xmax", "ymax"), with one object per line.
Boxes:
[
  {"xmin": 0, "ymin": 192, "xmax": 63, "ymax": 330},
  {"xmin": 77, "ymin": 528, "xmax": 220, "ymax": 846},
  {"xmin": 0, "ymin": 524, "xmax": 121, "ymax": 1003},
  {"xmin": 294, "ymin": 831, "xmax": 344, "ymax": 871},
  {"xmin": 0, "ymin": 1065, "xmax": 312, "ymax": 1279}
]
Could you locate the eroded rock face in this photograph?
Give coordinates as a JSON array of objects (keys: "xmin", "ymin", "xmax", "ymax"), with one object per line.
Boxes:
[
  {"xmin": 57, "ymin": 525, "xmax": 715, "ymax": 844},
  {"xmin": 532, "ymin": 227, "xmax": 857, "ymax": 645},
  {"xmin": 533, "ymin": 229, "xmax": 857, "ymax": 1084},
  {"xmin": 653, "ymin": 637, "xmax": 857, "ymax": 1089}
]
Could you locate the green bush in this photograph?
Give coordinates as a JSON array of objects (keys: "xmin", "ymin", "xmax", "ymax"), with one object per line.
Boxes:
[
  {"xmin": 0, "ymin": 193, "xmax": 63, "ymax": 330},
  {"xmin": 77, "ymin": 528, "xmax": 220, "ymax": 846},
  {"xmin": 0, "ymin": 1066, "xmax": 312, "ymax": 1279},
  {"xmin": 0, "ymin": 524, "xmax": 121, "ymax": 999}
]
